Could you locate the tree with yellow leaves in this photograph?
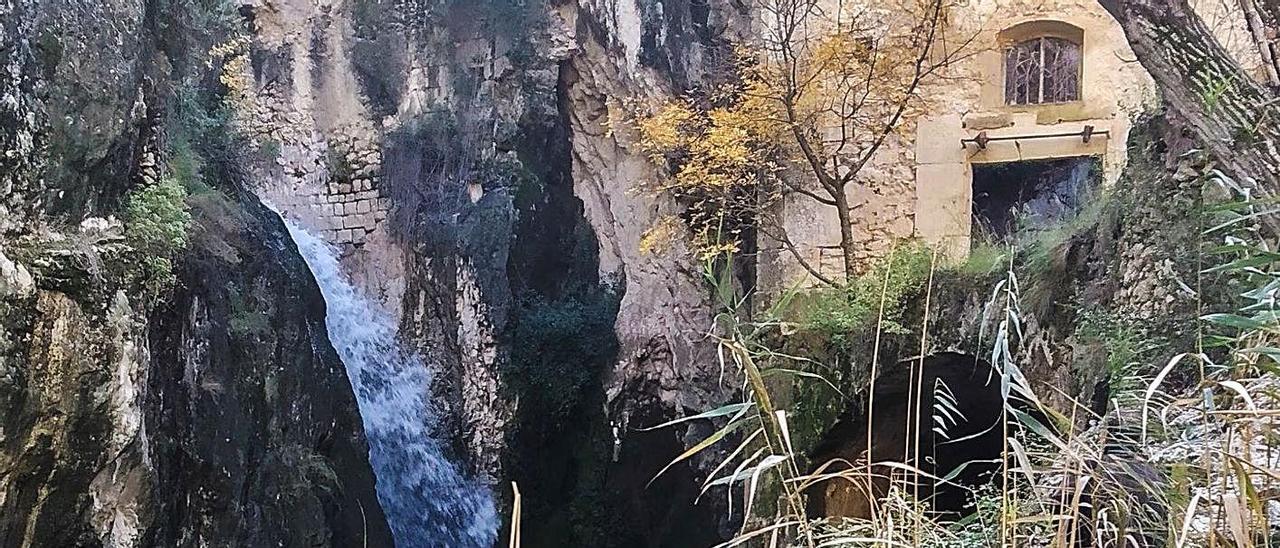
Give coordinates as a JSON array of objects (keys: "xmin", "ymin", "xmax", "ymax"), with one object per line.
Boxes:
[
  {"xmin": 638, "ymin": 0, "xmax": 971, "ymax": 285},
  {"xmin": 636, "ymin": 86, "xmax": 783, "ymax": 262}
]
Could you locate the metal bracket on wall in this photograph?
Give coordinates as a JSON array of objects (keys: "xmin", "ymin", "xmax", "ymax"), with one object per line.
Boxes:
[{"xmin": 960, "ymin": 125, "xmax": 1109, "ymax": 149}]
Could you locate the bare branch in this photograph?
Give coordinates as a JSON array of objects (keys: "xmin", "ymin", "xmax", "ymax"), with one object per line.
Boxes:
[{"xmin": 757, "ymin": 220, "xmax": 840, "ymax": 287}]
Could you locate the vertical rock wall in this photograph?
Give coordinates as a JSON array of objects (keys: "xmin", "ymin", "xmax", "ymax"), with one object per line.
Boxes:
[
  {"xmin": 228, "ymin": 0, "xmax": 765, "ymax": 544},
  {"xmin": 0, "ymin": 0, "xmax": 395, "ymax": 545},
  {"xmin": 0, "ymin": 0, "xmax": 44, "ymax": 238},
  {"xmin": 0, "ymin": 282, "xmax": 151, "ymax": 547},
  {"xmin": 145, "ymin": 190, "xmax": 393, "ymax": 547}
]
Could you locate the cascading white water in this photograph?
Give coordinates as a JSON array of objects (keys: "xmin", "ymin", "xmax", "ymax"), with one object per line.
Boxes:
[{"xmin": 286, "ymin": 220, "xmax": 499, "ymax": 548}]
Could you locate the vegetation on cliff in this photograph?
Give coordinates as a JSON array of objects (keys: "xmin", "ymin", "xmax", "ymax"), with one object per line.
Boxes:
[
  {"xmin": 620, "ymin": 1, "xmax": 1280, "ymax": 546},
  {"xmin": 123, "ymin": 177, "xmax": 191, "ymax": 291}
]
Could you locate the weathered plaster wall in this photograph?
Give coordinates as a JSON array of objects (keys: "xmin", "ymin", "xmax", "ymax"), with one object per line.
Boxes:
[{"xmin": 913, "ymin": 1, "xmax": 1161, "ymax": 259}]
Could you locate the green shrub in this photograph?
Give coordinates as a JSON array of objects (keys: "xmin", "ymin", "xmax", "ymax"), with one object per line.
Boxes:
[
  {"xmin": 506, "ymin": 290, "xmax": 620, "ymax": 427},
  {"xmin": 125, "ymin": 177, "xmax": 191, "ymax": 256},
  {"xmin": 1074, "ymin": 311, "xmax": 1164, "ymax": 394},
  {"xmin": 169, "ymin": 81, "xmax": 233, "ymax": 148},
  {"xmin": 953, "ymin": 241, "xmax": 1008, "ymax": 277},
  {"xmin": 168, "ymin": 136, "xmax": 202, "ymax": 189},
  {"xmin": 124, "ymin": 176, "xmax": 192, "ymax": 289},
  {"xmin": 137, "ymin": 256, "xmax": 177, "ymax": 291},
  {"xmin": 800, "ymin": 242, "xmax": 934, "ymax": 342}
]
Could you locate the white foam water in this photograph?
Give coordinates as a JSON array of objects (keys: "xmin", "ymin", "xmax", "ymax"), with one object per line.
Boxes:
[{"xmin": 286, "ymin": 220, "xmax": 499, "ymax": 548}]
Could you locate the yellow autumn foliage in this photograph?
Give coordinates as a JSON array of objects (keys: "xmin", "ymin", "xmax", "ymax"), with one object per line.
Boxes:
[
  {"xmin": 635, "ymin": 0, "xmax": 958, "ymax": 275},
  {"xmin": 639, "ymin": 215, "xmax": 683, "ymax": 256},
  {"xmin": 636, "ymin": 102, "xmax": 698, "ymax": 161},
  {"xmin": 635, "ymin": 90, "xmax": 780, "ymax": 260},
  {"xmin": 209, "ymin": 36, "xmax": 253, "ymax": 113}
]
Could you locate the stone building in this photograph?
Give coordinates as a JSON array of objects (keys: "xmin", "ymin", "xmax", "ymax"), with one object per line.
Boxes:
[{"xmin": 769, "ymin": 0, "xmax": 1262, "ymax": 286}]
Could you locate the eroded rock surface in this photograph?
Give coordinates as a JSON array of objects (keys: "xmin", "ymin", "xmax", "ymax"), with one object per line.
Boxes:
[{"xmin": 0, "ymin": 0, "xmax": 392, "ymax": 546}]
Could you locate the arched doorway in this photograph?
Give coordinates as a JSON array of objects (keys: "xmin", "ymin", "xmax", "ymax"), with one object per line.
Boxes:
[{"xmin": 808, "ymin": 353, "xmax": 1011, "ymax": 519}]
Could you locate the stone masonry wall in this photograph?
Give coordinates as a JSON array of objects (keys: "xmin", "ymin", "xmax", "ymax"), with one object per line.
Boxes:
[
  {"xmin": 231, "ymin": 0, "xmax": 408, "ymax": 312},
  {"xmin": 259, "ymin": 126, "xmax": 389, "ymax": 246}
]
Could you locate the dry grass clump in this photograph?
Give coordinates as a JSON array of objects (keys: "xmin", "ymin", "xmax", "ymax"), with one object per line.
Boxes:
[{"xmin": 624, "ymin": 175, "xmax": 1280, "ymax": 548}]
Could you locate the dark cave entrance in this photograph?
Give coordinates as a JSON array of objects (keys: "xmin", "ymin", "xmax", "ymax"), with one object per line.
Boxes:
[
  {"xmin": 808, "ymin": 353, "xmax": 1011, "ymax": 519},
  {"xmin": 972, "ymin": 157, "xmax": 1098, "ymax": 242}
]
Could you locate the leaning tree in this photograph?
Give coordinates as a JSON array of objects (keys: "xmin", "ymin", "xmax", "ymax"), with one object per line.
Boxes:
[{"xmin": 1101, "ymin": 0, "xmax": 1280, "ymax": 211}]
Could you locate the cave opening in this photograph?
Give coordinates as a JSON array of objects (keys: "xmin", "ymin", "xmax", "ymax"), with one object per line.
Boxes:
[
  {"xmin": 972, "ymin": 156, "xmax": 1098, "ymax": 242},
  {"xmin": 809, "ymin": 353, "xmax": 1015, "ymax": 519}
]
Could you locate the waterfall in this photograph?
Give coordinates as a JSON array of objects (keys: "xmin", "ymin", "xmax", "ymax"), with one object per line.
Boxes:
[{"xmin": 286, "ymin": 220, "xmax": 499, "ymax": 548}]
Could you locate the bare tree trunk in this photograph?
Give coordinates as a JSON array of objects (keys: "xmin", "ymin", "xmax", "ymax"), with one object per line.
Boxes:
[
  {"xmin": 1100, "ymin": 0, "xmax": 1280, "ymax": 202},
  {"xmin": 1254, "ymin": 0, "xmax": 1280, "ymax": 82},
  {"xmin": 833, "ymin": 186, "xmax": 859, "ymax": 282}
]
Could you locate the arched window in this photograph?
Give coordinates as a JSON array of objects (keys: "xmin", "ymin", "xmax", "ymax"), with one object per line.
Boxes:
[{"xmin": 1004, "ymin": 36, "xmax": 1081, "ymax": 105}]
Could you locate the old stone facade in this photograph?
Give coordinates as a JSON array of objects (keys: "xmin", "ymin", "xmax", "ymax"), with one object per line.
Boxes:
[
  {"xmin": 912, "ymin": 2, "xmax": 1160, "ymax": 259},
  {"xmin": 767, "ymin": 0, "xmax": 1262, "ymax": 288}
]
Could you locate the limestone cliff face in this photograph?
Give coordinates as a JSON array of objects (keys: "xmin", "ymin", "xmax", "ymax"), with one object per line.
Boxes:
[
  {"xmin": 0, "ymin": 0, "xmax": 392, "ymax": 546},
  {"xmin": 3, "ymin": 0, "xmax": 822, "ymax": 545},
  {"xmin": 143, "ymin": 190, "xmax": 393, "ymax": 547},
  {"xmin": 224, "ymin": 0, "xmax": 761, "ymax": 543},
  {"xmin": 0, "ymin": 255, "xmax": 152, "ymax": 548},
  {"xmin": 0, "ymin": 200, "xmax": 394, "ymax": 548},
  {"xmin": 0, "ymin": 0, "xmax": 44, "ymax": 237},
  {"xmin": 559, "ymin": 0, "xmax": 748, "ymax": 448}
]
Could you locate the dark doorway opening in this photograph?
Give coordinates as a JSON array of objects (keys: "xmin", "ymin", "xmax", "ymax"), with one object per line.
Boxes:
[
  {"xmin": 972, "ymin": 157, "xmax": 1098, "ymax": 242},
  {"xmin": 808, "ymin": 353, "xmax": 1013, "ymax": 519}
]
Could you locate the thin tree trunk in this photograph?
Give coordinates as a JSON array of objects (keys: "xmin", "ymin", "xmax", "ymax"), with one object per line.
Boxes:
[
  {"xmin": 832, "ymin": 186, "xmax": 858, "ymax": 283},
  {"xmin": 1100, "ymin": 0, "xmax": 1280, "ymax": 206}
]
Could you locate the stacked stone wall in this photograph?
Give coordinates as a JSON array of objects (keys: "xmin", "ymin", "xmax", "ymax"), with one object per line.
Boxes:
[{"xmin": 261, "ymin": 127, "xmax": 390, "ymax": 248}]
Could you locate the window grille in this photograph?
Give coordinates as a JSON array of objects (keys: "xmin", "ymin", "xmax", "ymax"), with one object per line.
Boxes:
[{"xmin": 1004, "ymin": 36, "xmax": 1081, "ymax": 105}]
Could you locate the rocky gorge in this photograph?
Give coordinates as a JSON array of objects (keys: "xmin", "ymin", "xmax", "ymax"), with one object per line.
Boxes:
[
  {"xmin": 1, "ymin": 0, "xmax": 1272, "ymax": 546},
  {"xmin": 0, "ymin": 0, "xmax": 750, "ymax": 545}
]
